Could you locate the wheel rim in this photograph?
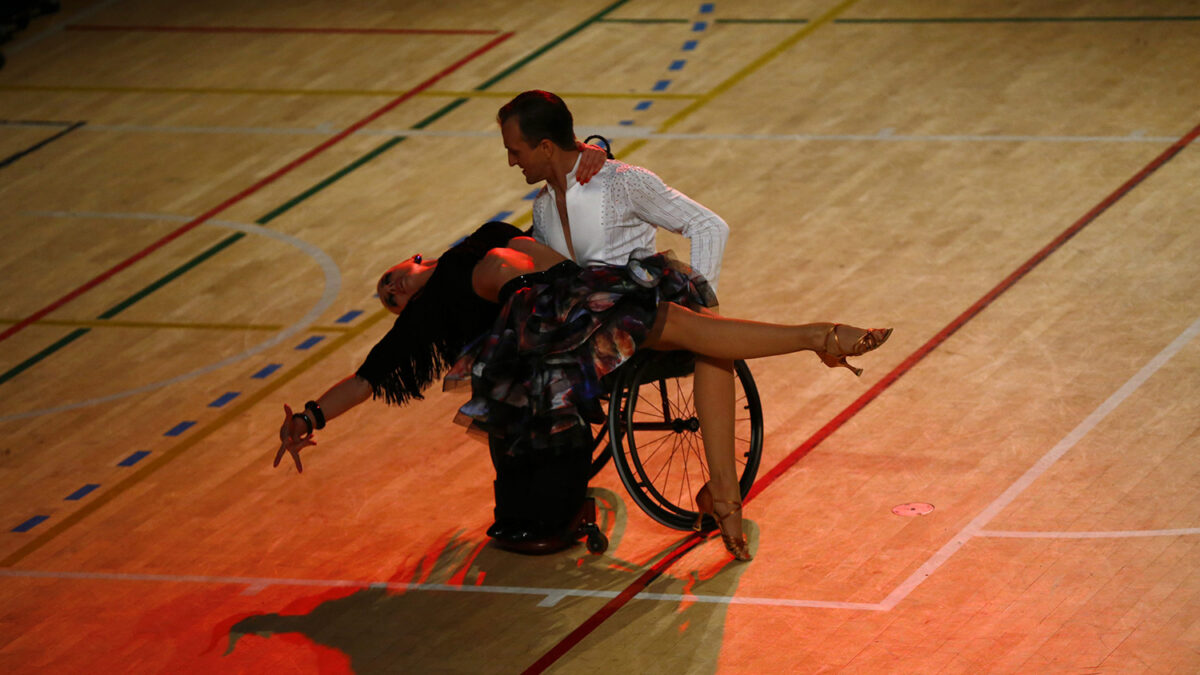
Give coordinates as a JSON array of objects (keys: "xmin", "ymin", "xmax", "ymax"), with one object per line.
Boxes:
[{"xmin": 611, "ymin": 356, "xmax": 763, "ymax": 530}]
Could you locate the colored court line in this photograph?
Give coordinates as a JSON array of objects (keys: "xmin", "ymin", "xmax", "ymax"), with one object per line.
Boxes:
[
  {"xmin": 0, "ymin": 318, "xmax": 351, "ymax": 333},
  {"xmin": 836, "ymin": 16, "xmax": 1200, "ymax": 24},
  {"xmin": 0, "ymin": 310, "xmax": 391, "ymax": 566},
  {"xmin": 117, "ymin": 451, "xmax": 150, "ymax": 467},
  {"xmin": 0, "ymin": 121, "xmax": 85, "ymax": 169},
  {"xmin": 68, "ymin": 24, "xmax": 501, "ymax": 35},
  {"xmin": 599, "ymin": 18, "xmax": 688, "ymax": 24},
  {"xmin": 747, "ymin": 118, "xmax": 1200, "ymax": 503},
  {"xmin": 0, "ymin": 0, "xmax": 638, "ymax": 564},
  {"xmin": 0, "ymin": 329, "xmax": 89, "ymax": 387},
  {"xmin": 0, "ymin": 84, "xmax": 702, "ymax": 100},
  {"xmin": 0, "ymin": 31, "xmax": 512, "ymax": 348},
  {"xmin": 65, "ymin": 485, "xmax": 99, "ymax": 501}
]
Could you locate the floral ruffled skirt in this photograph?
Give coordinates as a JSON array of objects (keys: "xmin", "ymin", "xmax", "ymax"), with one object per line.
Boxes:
[{"xmin": 444, "ymin": 254, "xmax": 716, "ymax": 457}]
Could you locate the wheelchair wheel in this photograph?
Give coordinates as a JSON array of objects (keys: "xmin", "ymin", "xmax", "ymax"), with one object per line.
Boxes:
[{"xmin": 609, "ymin": 355, "xmax": 763, "ymax": 530}]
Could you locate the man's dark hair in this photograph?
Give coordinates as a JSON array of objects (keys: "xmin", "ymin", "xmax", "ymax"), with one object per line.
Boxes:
[{"xmin": 498, "ymin": 90, "xmax": 576, "ymax": 151}]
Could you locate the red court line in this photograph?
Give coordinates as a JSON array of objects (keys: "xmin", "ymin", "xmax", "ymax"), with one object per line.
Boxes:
[
  {"xmin": 527, "ymin": 119, "xmax": 1200, "ymax": 671},
  {"xmin": 521, "ymin": 537, "xmax": 704, "ymax": 675},
  {"xmin": 0, "ymin": 31, "xmax": 513, "ymax": 346},
  {"xmin": 747, "ymin": 118, "xmax": 1200, "ymax": 503},
  {"xmin": 68, "ymin": 24, "xmax": 500, "ymax": 35}
]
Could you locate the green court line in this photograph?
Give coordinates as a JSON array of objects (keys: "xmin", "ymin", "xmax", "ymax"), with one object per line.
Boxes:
[
  {"xmin": 716, "ymin": 18, "xmax": 808, "ymax": 24},
  {"xmin": 599, "ymin": 17, "xmax": 688, "ymax": 24},
  {"xmin": 0, "ymin": 317, "xmax": 351, "ymax": 332},
  {"xmin": 97, "ymin": 233, "xmax": 246, "ymax": 318},
  {"xmin": 413, "ymin": 98, "xmax": 469, "ymax": 130},
  {"xmin": 0, "ymin": 329, "xmax": 90, "ymax": 386},
  {"xmin": 256, "ymin": 136, "xmax": 406, "ymax": 225},
  {"xmin": 474, "ymin": 0, "xmax": 631, "ymax": 91}
]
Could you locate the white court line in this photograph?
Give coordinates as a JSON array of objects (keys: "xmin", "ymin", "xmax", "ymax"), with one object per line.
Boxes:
[
  {"xmin": 979, "ymin": 528, "xmax": 1200, "ymax": 539},
  {"xmin": 0, "ymin": 568, "xmax": 884, "ymax": 610},
  {"xmin": 39, "ymin": 122, "xmax": 1178, "ymax": 144},
  {"xmin": 2, "ymin": 211, "xmax": 341, "ymax": 422},
  {"xmin": 879, "ymin": 314, "xmax": 1200, "ymax": 610},
  {"xmin": 3, "ymin": 317, "xmax": 1196, "ymax": 611}
]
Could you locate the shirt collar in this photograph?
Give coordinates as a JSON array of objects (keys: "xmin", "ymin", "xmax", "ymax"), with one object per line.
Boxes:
[{"xmin": 547, "ymin": 154, "xmax": 582, "ymax": 196}]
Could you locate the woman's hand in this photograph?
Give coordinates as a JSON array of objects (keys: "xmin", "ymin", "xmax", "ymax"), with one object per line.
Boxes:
[
  {"xmin": 576, "ymin": 141, "xmax": 608, "ymax": 184},
  {"xmin": 275, "ymin": 404, "xmax": 316, "ymax": 473}
]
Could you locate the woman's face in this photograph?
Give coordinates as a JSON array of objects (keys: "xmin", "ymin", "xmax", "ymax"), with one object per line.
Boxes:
[{"xmin": 377, "ymin": 255, "xmax": 428, "ymax": 315}]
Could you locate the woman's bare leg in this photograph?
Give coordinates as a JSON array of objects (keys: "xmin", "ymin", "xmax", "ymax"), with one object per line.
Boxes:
[
  {"xmin": 643, "ymin": 303, "xmax": 890, "ymax": 556},
  {"xmin": 644, "ymin": 302, "xmax": 855, "ymax": 359},
  {"xmin": 692, "ymin": 355, "xmax": 743, "ymax": 535}
]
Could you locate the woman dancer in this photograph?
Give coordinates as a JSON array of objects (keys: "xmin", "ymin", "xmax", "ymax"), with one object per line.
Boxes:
[{"xmin": 276, "ymin": 222, "xmax": 890, "ymax": 561}]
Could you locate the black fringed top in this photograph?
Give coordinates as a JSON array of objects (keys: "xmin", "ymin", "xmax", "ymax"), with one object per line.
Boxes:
[{"xmin": 355, "ymin": 221, "xmax": 522, "ymax": 405}]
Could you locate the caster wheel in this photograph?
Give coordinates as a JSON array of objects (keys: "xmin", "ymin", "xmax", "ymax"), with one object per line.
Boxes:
[{"xmin": 585, "ymin": 529, "xmax": 608, "ymax": 554}]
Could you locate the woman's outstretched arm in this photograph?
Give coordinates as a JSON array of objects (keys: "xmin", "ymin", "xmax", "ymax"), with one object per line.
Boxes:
[{"xmin": 275, "ymin": 374, "xmax": 373, "ymax": 472}]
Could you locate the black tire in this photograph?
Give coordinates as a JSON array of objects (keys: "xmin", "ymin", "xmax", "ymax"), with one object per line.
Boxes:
[
  {"xmin": 609, "ymin": 353, "xmax": 763, "ymax": 530},
  {"xmin": 585, "ymin": 529, "xmax": 608, "ymax": 554}
]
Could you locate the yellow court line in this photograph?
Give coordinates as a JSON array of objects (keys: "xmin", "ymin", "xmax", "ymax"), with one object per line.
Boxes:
[
  {"xmin": 618, "ymin": 0, "xmax": 861, "ymax": 158},
  {"xmin": 0, "ymin": 309, "xmax": 391, "ymax": 567},
  {"xmin": 0, "ymin": 317, "xmax": 352, "ymax": 333},
  {"xmin": 425, "ymin": 90, "xmax": 703, "ymax": 100},
  {"xmin": 0, "ymin": 84, "xmax": 701, "ymax": 100}
]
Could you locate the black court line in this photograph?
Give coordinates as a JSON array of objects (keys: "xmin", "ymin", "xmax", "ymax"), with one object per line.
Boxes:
[{"xmin": 0, "ymin": 121, "xmax": 85, "ymax": 168}]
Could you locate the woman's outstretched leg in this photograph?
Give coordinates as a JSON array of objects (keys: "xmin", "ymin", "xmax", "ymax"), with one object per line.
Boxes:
[{"xmin": 644, "ymin": 303, "xmax": 889, "ymax": 369}]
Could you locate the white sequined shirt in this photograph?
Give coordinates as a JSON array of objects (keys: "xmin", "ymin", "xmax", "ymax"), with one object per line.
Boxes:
[{"xmin": 531, "ymin": 157, "xmax": 729, "ymax": 292}]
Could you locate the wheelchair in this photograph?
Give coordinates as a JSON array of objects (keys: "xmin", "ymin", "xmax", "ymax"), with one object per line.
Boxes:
[
  {"xmin": 589, "ymin": 350, "xmax": 764, "ymax": 533},
  {"xmin": 490, "ymin": 136, "xmax": 764, "ymax": 554}
]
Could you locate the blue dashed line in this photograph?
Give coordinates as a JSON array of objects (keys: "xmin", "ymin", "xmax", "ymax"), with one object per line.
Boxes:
[
  {"xmin": 700, "ymin": 3, "xmax": 714, "ymax": 12},
  {"xmin": 523, "ymin": 189, "xmax": 540, "ymax": 200},
  {"xmin": 118, "ymin": 451, "xmax": 150, "ymax": 466},
  {"xmin": 65, "ymin": 484, "xmax": 100, "ymax": 501},
  {"xmin": 490, "ymin": 211, "xmax": 514, "ymax": 222},
  {"xmin": 669, "ymin": 59, "xmax": 686, "ymax": 71},
  {"xmin": 165, "ymin": 421, "xmax": 195, "ymax": 437},
  {"xmin": 682, "ymin": 39, "xmax": 698, "ymax": 51},
  {"xmin": 335, "ymin": 310, "xmax": 362, "ymax": 324},
  {"xmin": 208, "ymin": 391, "xmax": 240, "ymax": 408},
  {"xmin": 635, "ymin": 100, "xmax": 653, "ymax": 111},
  {"xmin": 619, "ymin": 120, "xmax": 635, "ymax": 126},
  {"xmin": 252, "ymin": 364, "xmax": 282, "ymax": 379},
  {"xmin": 13, "ymin": 516, "xmax": 49, "ymax": 533},
  {"xmin": 653, "ymin": 80, "xmax": 671, "ymax": 91},
  {"xmin": 692, "ymin": 21, "xmax": 707, "ymax": 31},
  {"xmin": 295, "ymin": 335, "xmax": 324, "ymax": 350}
]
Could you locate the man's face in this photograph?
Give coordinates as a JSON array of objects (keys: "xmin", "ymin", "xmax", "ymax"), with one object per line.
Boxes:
[{"xmin": 501, "ymin": 117, "xmax": 549, "ymax": 184}]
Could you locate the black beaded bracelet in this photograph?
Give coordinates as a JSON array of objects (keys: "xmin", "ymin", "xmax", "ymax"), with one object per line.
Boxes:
[
  {"xmin": 304, "ymin": 400, "xmax": 326, "ymax": 430},
  {"xmin": 293, "ymin": 412, "xmax": 314, "ymax": 437}
]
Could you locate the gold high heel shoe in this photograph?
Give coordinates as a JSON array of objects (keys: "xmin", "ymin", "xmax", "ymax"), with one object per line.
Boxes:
[
  {"xmin": 694, "ymin": 483, "xmax": 753, "ymax": 561},
  {"xmin": 817, "ymin": 324, "xmax": 893, "ymax": 376}
]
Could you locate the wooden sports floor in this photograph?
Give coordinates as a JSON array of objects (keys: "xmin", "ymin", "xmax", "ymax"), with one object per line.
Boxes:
[{"xmin": 2, "ymin": 0, "xmax": 1198, "ymax": 672}]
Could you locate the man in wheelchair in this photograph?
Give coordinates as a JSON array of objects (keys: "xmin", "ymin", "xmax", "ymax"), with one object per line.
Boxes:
[{"xmin": 488, "ymin": 90, "xmax": 730, "ymax": 552}]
